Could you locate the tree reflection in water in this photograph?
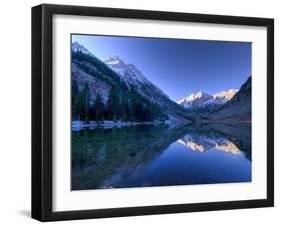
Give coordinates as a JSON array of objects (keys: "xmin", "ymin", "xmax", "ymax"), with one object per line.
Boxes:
[{"xmin": 72, "ymin": 123, "xmax": 251, "ymax": 190}]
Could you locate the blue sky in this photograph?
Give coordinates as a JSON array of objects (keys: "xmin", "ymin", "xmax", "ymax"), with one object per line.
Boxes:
[{"xmin": 72, "ymin": 34, "xmax": 251, "ymax": 101}]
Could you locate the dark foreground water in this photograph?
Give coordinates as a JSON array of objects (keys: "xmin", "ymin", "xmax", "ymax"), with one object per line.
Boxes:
[{"xmin": 72, "ymin": 123, "xmax": 251, "ymax": 190}]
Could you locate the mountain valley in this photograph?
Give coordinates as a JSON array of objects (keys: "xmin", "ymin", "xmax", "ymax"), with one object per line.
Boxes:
[{"xmin": 71, "ymin": 41, "xmax": 251, "ymax": 126}]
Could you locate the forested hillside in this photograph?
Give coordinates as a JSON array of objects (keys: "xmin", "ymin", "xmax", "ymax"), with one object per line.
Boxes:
[{"xmin": 72, "ymin": 50, "xmax": 168, "ymax": 122}]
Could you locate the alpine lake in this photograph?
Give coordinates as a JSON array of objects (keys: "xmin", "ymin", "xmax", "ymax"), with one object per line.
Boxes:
[{"xmin": 72, "ymin": 123, "xmax": 251, "ymax": 190}]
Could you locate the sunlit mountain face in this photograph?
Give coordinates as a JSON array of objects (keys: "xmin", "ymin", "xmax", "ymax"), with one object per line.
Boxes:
[
  {"xmin": 177, "ymin": 89, "xmax": 238, "ymax": 110},
  {"xmin": 177, "ymin": 134, "xmax": 241, "ymax": 155},
  {"xmin": 177, "ymin": 139, "xmax": 205, "ymax": 152},
  {"xmin": 215, "ymin": 142, "xmax": 240, "ymax": 154}
]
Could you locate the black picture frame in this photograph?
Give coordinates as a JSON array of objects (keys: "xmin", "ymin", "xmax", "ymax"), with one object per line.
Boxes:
[{"xmin": 32, "ymin": 3, "xmax": 274, "ymax": 222}]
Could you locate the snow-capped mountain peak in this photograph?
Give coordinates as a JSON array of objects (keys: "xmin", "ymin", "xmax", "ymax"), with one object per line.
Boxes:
[
  {"xmin": 104, "ymin": 56, "xmax": 126, "ymax": 67},
  {"xmin": 104, "ymin": 56, "xmax": 170, "ymax": 100},
  {"xmin": 71, "ymin": 42, "xmax": 160, "ymax": 92},
  {"xmin": 104, "ymin": 56, "xmax": 150, "ymax": 86},
  {"xmin": 177, "ymin": 91, "xmax": 212, "ymax": 109},
  {"xmin": 185, "ymin": 91, "xmax": 211, "ymax": 102},
  {"xmin": 72, "ymin": 41, "xmax": 93, "ymax": 56},
  {"xmin": 213, "ymin": 89, "xmax": 238, "ymax": 100},
  {"xmin": 71, "ymin": 41, "xmax": 188, "ymax": 122},
  {"xmin": 177, "ymin": 134, "xmax": 240, "ymax": 154},
  {"xmin": 177, "ymin": 89, "xmax": 238, "ymax": 110}
]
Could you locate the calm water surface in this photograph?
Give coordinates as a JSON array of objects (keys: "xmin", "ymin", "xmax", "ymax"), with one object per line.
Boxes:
[{"xmin": 72, "ymin": 123, "xmax": 251, "ymax": 190}]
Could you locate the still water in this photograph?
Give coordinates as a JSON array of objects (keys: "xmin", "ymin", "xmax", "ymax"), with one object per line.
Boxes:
[{"xmin": 72, "ymin": 123, "xmax": 251, "ymax": 190}]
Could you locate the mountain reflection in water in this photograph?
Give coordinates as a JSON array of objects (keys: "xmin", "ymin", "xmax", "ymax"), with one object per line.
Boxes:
[
  {"xmin": 72, "ymin": 123, "xmax": 251, "ymax": 190},
  {"xmin": 177, "ymin": 135, "xmax": 241, "ymax": 154}
]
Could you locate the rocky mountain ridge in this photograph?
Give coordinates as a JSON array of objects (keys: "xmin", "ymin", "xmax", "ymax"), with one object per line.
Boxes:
[{"xmin": 71, "ymin": 41, "xmax": 251, "ymax": 124}]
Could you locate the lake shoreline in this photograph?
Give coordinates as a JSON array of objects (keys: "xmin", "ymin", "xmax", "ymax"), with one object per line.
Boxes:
[
  {"xmin": 72, "ymin": 120, "xmax": 169, "ymax": 130},
  {"xmin": 72, "ymin": 121, "xmax": 251, "ymax": 190},
  {"xmin": 199, "ymin": 119, "xmax": 252, "ymax": 125},
  {"xmin": 72, "ymin": 118, "xmax": 251, "ymax": 131}
]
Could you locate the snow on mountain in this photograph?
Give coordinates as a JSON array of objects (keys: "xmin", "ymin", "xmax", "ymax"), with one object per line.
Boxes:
[
  {"xmin": 177, "ymin": 134, "xmax": 240, "ymax": 154},
  {"xmin": 72, "ymin": 41, "xmax": 93, "ymax": 56},
  {"xmin": 72, "ymin": 42, "xmax": 169, "ymax": 101},
  {"xmin": 177, "ymin": 91, "xmax": 213, "ymax": 109},
  {"xmin": 72, "ymin": 43, "xmax": 154, "ymax": 93},
  {"xmin": 213, "ymin": 89, "xmax": 238, "ymax": 101},
  {"xmin": 209, "ymin": 77, "xmax": 251, "ymax": 122},
  {"xmin": 182, "ymin": 91, "xmax": 212, "ymax": 102},
  {"xmin": 72, "ymin": 41, "xmax": 192, "ymax": 122},
  {"xmin": 177, "ymin": 89, "xmax": 238, "ymax": 110},
  {"xmin": 104, "ymin": 55, "xmax": 194, "ymax": 122},
  {"xmin": 104, "ymin": 56, "xmax": 150, "ymax": 87},
  {"xmin": 104, "ymin": 56, "xmax": 171, "ymax": 102}
]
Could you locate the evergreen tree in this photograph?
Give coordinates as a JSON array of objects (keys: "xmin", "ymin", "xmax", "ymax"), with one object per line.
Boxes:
[
  {"xmin": 72, "ymin": 79, "xmax": 79, "ymax": 119},
  {"xmin": 95, "ymin": 93, "xmax": 105, "ymax": 122},
  {"xmin": 75, "ymin": 93, "xmax": 85, "ymax": 120},
  {"xmin": 83, "ymin": 82, "xmax": 90, "ymax": 122},
  {"xmin": 107, "ymin": 87, "xmax": 116, "ymax": 120},
  {"xmin": 72, "ymin": 50, "xmax": 169, "ymax": 123},
  {"xmin": 107, "ymin": 86, "xmax": 122, "ymax": 121},
  {"xmin": 88, "ymin": 103, "xmax": 96, "ymax": 120}
]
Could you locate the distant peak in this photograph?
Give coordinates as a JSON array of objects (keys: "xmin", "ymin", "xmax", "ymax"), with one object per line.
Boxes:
[
  {"xmin": 213, "ymin": 89, "xmax": 238, "ymax": 100},
  {"xmin": 110, "ymin": 55, "xmax": 121, "ymax": 61},
  {"xmin": 196, "ymin": 91, "xmax": 203, "ymax": 96},
  {"xmin": 189, "ymin": 91, "xmax": 211, "ymax": 99},
  {"xmin": 177, "ymin": 91, "xmax": 212, "ymax": 105},
  {"xmin": 104, "ymin": 56, "xmax": 126, "ymax": 66}
]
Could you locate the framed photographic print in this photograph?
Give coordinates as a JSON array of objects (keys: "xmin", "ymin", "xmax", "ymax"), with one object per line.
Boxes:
[{"xmin": 32, "ymin": 4, "xmax": 274, "ymax": 221}]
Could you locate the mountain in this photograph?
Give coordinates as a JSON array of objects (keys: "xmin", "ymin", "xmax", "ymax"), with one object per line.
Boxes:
[
  {"xmin": 208, "ymin": 77, "xmax": 251, "ymax": 122},
  {"xmin": 176, "ymin": 123, "xmax": 251, "ymax": 159},
  {"xmin": 72, "ymin": 41, "xmax": 94, "ymax": 56},
  {"xmin": 177, "ymin": 89, "xmax": 238, "ymax": 110},
  {"xmin": 104, "ymin": 56, "xmax": 168, "ymax": 98},
  {"xmin": 177, "ymin": 134, "xmax": 240, "ymax": 154},
  {"xmin": 104, "ymin": 56, "xmax": 151, "ymax": 87},
  {"xmin": 213, "ymin": 89, "xmax": 238, "ymax": 101},
  {"xmin": 103, "ymin": 56, "xmax": 193, "ymax": 122},
  {"xmin": 177, "ymin": 91, "xmax": 213, "ymax": 109},
  {"xmin": 71, "ymin": 42, "xmax": 191, "ymax": 123},
  {"xmin": 71, "ymin": 41, "xmax": 250, "ymax": 124}
]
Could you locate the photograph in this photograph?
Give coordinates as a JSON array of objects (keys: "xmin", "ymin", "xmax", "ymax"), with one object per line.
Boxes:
[
  {"xmin": 30, "ymin": 3, "xmax": 274, "ymax": 221},
  {"xmin": 71, "ymin": 34, "xmax": 252, "ymax": 191}
]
